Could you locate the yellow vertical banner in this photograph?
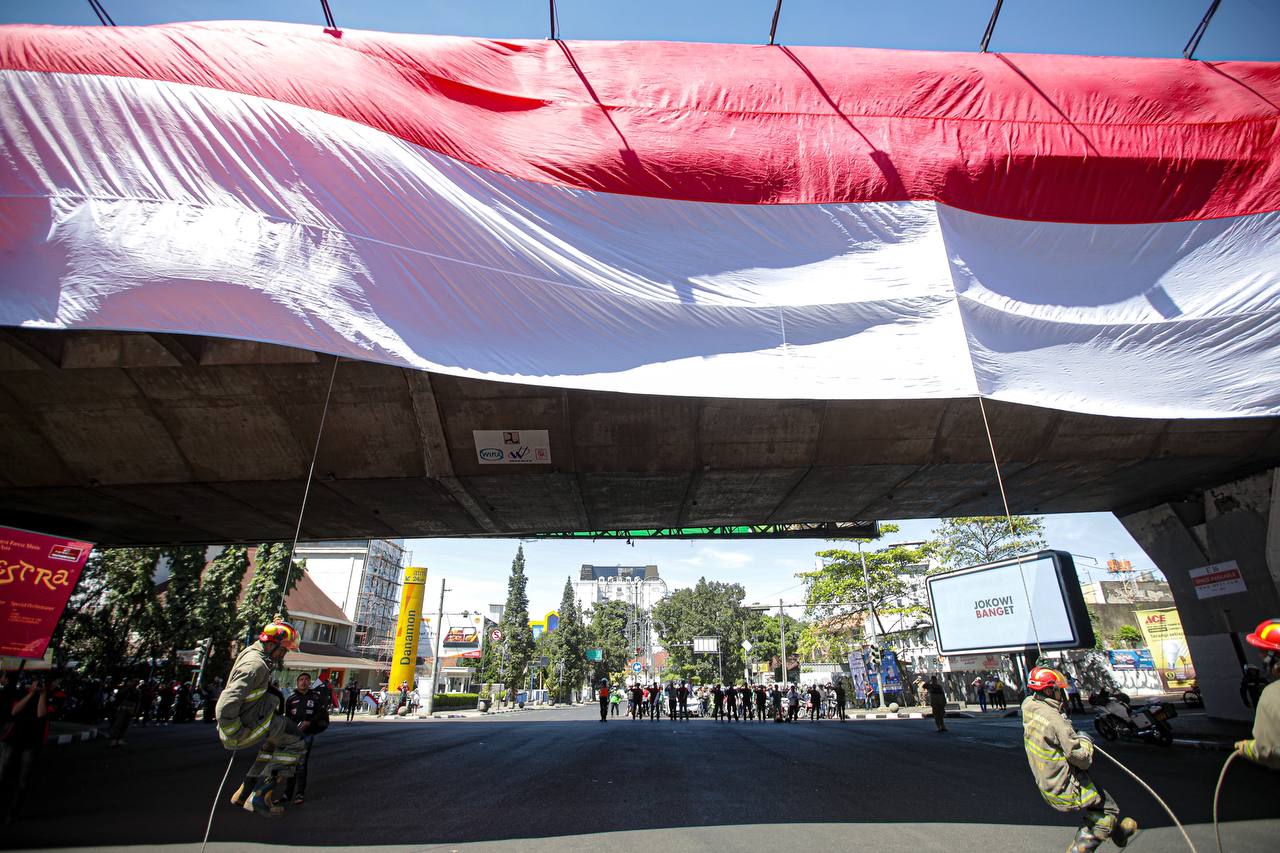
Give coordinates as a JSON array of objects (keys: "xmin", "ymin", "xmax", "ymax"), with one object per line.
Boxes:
[
  {"xmin": 388, "ymin": 566, "xmax": 428, "ymax": 693},
  {"xmin": 1134, "ymin": 606, "xmax": 1196, "ymax": 690}
]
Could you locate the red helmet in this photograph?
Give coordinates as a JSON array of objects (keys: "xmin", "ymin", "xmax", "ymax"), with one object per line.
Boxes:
[
  {"xmin": 1246, "ymin": 619, "xmax": 1280, "ymax": 652},
  {"xmin": 259, "ymin": 620, "xmax": 300, "ymax": 651},
  {"xmin": 1027, "ymin": 666, "xmax": 1068, "ymax": 692}
]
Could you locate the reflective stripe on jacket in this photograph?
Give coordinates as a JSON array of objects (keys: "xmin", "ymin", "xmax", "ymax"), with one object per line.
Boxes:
[
  {"xmin": 215, "ymin": 641, "xmax": 276, "ymax": 749},
  {"xmin": 1021, "ymin": 694, "xmax": 1099, "ymax": 813},
  {"xmin": 1240, "ymin": 680, "xmax": 1280, "ymax": 769}
]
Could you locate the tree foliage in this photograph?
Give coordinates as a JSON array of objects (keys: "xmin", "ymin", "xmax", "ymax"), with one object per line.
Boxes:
[
  {"xmin": 236, "ymin": 543, "xmax": 304, "ymax": 646},
  {"xmin": 196, "ymin": 546, "xmax": 251, "ymax": 685},
  {"xmin": 159, "ymin": 546, "xmax": 208, "ymax": 679},
  {"xmin": 651, "ymin": 578, "xmax": 756, "ymax": 685},
  {"xmin": 931, "ymin": 515, "xmax": 1046, "ymax": 569},
  {"xmin": 804, "ymin": 531, "xmax": 934, "ymax": 631},
  {"xmin": 585, "ymin": 599, "xmax": 632, "ymax": 684},
  {"xmin": 549, "ymin": 578, "xmax": 589, "ymax": 701},
  {"xmin": 490, "ymin": 546, "xmax": 535, "ymax": 690},
  {"xmin": 746, "ymin": 612, "xmax": 803, "ymax": 682}
]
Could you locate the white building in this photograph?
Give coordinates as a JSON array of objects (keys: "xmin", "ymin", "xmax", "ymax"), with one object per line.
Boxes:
[
  {"xmin": 573, "ymin": 564, "xmax": 668, "ymax": 614},
  {"xmin": 293, "ymin": 539, "xmax": 408, "ymax": 664}
]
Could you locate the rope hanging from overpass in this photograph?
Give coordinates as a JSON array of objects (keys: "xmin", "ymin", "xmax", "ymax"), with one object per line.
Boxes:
[
  {"xmin": 976, "ymin": 395, "xmax": 1044, "ymax": 659},
  {"xmin": 280, "ymin": 354, "xmax": 341, "ymax": 612}
]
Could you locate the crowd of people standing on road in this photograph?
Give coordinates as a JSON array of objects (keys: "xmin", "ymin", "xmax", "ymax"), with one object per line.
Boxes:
[{"xmin": 606, "ymin": 680, "xmax": 852, "ymax": 723}]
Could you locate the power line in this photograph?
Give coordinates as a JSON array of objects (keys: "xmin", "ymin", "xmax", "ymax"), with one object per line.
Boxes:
[{"xmin": 86, "ymin": 0, "xmax": 115, "ymax": 26}]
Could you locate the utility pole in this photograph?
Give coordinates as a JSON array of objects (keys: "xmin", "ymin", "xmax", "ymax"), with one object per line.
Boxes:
[
  {"xmin": 424, "ymin": 578, "xmax": 447, "ymax": 716},
  {"xmin": 858, "ymin": 542, "xmax": 886, "ymax": 708}
]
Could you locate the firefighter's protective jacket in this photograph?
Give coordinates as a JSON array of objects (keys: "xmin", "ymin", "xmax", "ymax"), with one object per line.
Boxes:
[
  {"xmin": 1021, "ymin": 693, "xmax": 1101, "ymax": 812},
  {"xmin": 215, "ymin": 640, "xmax": 278, "ymax": 749},
  {"xmin": 1240, "ymin": 680, "xmax": 1280, "ymax": 769}
]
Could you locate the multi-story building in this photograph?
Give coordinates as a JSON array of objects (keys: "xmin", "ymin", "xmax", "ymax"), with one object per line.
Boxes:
[
  {"xmin": 293, "ymin": 539, "xmax": 408, "ymax": 666},
  {"xmin": 574, "ymin": 564, "xmax": 668, "ymax": 658}
]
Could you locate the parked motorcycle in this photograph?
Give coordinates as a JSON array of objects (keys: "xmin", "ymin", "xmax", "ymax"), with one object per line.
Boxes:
[
  {"xmin": 1182, "ymin": 683, "xmax": 1203, "ymax": 707},
  {"xmin": 1092, "ymin": 694, "xmax": 1177, "ymax": 747}
]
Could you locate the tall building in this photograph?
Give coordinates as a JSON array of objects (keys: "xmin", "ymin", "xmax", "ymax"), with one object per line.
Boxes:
[
  {"xmin": 573, "ymin": 564, "xmax": 667, "ymax": 613},
  {"xmin": 574, "ymin": 565, "xmax": 668, "ymax": 659},
  {"xmin": 293, "ymin": 539, "xmax": 408, "ymax": 664}
]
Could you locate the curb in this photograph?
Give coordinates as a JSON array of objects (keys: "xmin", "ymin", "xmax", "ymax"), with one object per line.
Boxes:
[
  {"xmin": 848, "ymin": 712, "xmax": 926, "ymax": 720},
  {"xmin": 1172, "ymin": 737, "xmax": 1234, "ymax": 752},
  {"xmin": 53, "ymin": 729, "xmax": 98, "ymax": 746}
]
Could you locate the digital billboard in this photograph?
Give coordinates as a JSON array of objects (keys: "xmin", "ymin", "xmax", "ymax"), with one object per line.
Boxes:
[{"xmin": 927, "ymin": 550, "xmax": 1093, "ymax": 655}]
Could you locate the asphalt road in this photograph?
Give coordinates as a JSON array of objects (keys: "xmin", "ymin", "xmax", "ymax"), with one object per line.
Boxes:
[{"xmin": 5, "ymin": 704, "xmax": 1276, "ymax": 852}]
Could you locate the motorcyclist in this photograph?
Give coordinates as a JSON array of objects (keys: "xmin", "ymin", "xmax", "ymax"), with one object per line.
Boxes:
[
  {"xmin": 1021, "ymin": 666, "xmax": 1138, "ymax": 852},
  {"xmin": 216, "ymin": 619, "xmax": 307, "ymax": 817},
  {"xmin": 1235, "ymin": 618, "xmax": 1280, "ymax": 769}
]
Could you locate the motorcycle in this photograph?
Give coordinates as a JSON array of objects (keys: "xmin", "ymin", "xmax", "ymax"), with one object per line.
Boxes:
[
  {"xmin": 1092, "ymin": 695, "xmax": 1177, "ymax": 747},
  {"xmin": 1182, "ymin": 683, "xmax": 1203, "ymax": 707}
]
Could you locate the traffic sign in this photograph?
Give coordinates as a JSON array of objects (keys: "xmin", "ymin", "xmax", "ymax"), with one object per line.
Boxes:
[
  {"xmin": 741, "ymin": 639, "xmax": 753, "ymax": 652},
  {"xmin": 490, "ymin": 628, "xmax": 503, "ymax": 641},
  {"xmin": 632, "ymin": 662, "xmax": 643, "ymax": 673},
  {"xmin": 586, "ymin": 649, "xmax": 603, "ymax": 661}
]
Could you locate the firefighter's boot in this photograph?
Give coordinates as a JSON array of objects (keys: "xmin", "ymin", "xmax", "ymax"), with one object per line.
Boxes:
[
  {"xmin": 1067, "ymin": 827, "xmax": 1103, "ymax": 853},
  {"xmin": 229, "ymin": 781, "xmax": 251, "ymax": 808},
  {"xmin": 1112, "ymin": 817, "xmax": 1139, "ymax": 848},
  {"xmin": 243, "ymin": 776, "xmax": 284, "ymax": 818}
]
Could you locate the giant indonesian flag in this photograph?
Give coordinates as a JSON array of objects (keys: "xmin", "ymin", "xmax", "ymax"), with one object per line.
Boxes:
[{"xmin": 1, "ymin": 23, "xmax": 1278, "ymax": 416}]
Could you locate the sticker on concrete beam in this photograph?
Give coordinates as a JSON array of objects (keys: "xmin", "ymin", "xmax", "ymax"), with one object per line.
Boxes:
[
  {"xmin": 473, "ymin": 430, "xmax": 551, "ymax": 464},
  {"xmin": 1189, "ymin": 560, "xmax": 1246, "ymax": 599}
]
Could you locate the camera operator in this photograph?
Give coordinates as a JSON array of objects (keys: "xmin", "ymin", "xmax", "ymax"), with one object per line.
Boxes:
[{"xmin": 1, "ymin": 672, "xmax": 59, "ymax": 824}]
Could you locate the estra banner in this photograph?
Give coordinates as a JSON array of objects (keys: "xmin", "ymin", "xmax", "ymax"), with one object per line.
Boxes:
[{"xmin": 0, "ymin": 526, "xmax": 94, "ymax": 658}]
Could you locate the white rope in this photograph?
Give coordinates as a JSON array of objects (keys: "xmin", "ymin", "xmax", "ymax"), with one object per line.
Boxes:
[
  {"xmin": 199, "ymin": 748, "xmax": 238, "ymax": 853},
  {"xmin": 1213, "ymin": 751, "xmax": 1239, "ymax": 853},
  {"xmin": 976, "ymin": 396, "xmax": 1043, "ymax": 658},
  {"xmin": 278, "ymin": 355, "xmax": 340, "ymax": 612},
  {"xmin": 1093, "ymin": 742, "xmax": 1198, "ymax": 853}
]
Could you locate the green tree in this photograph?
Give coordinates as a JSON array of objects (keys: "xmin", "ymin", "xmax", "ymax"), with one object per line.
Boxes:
[
  {"xmin": 931, "ymin": 515, "xmax": 1046, "ymax": 569},
  {"xmin": 652, "ymin": 578, "xmax": 755, "ymax": 684},
  {"xmin": 550, "ymin": 578, "xmax": 589, "ymax": 701},
  {"xmin": 796, "ymin": 620, "xmax": 855, "ymax": 663},
  {"xmin": 493, "ymin": 546, "xmax": 534, "ymax": 692},
  {"xmin": 804, "ymin": 533, "xmax": 935, "ymax": 634},
  {"xmin": 585, "ymin": 599, "xmax": 632, "ymax": 683},
  {"xmin": 236, "ymin": 543, "xmax": 304, "ymax": 648},
  {"xmin": 745, "ymin": 611, "xmax": 802, "ymax": 682},
  {"xmin": 159, "ymin": 545, "xmax": 207, "ymax": 679},
  {"xmin": 196, "ymin": 546, "xmax": 251, "ymax": 685},
  {"xmin": 1109, "ymin": 624, "xmax": 1144, "ymax": 649},
  {"xmin": 52, "ymin": 550, "xmax": 123, "ymax": 678}
]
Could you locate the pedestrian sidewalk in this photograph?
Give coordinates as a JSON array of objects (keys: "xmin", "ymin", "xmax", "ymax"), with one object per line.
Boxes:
[{"xmin": 48, "ymin": 721, "xmax": 100, "ymax": 746}]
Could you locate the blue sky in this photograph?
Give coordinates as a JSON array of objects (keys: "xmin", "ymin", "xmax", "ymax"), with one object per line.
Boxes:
[
  {"xmin": 3, "ymin": 1, "xmax": 1264, "ymax": 614},
  {"xmin": 2, "ymin": 1, "xmax": 1277, "ymax": 60}
]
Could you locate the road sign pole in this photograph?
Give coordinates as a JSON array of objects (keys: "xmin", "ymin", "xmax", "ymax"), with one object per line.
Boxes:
[{"xmin": 779, "ymin": 598, "xmax": 787, "ymax": 684}]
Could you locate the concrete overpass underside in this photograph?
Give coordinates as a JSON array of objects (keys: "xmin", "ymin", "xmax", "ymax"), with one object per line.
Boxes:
[{"xmin": 2, "ymin": 328, "xmax": 1278, "ymax": 545}]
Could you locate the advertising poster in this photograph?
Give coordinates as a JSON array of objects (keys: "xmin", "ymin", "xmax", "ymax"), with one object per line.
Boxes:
[
  {"xmin": 1135, "ymin": 607, "xmax": 1195, "ymax": 689},
  {"xmin": 0, "ymin": 526, "xmax": 94, "ymax": 659},
  {"xmin": 1107, "ymin": 649, "xmax": 1156, "ymax": 671}
]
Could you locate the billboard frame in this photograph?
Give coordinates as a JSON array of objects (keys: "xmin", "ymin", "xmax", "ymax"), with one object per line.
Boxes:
[{"xmin": 926, "ymin": 549, "xmax": 1094, "ymax": 655}]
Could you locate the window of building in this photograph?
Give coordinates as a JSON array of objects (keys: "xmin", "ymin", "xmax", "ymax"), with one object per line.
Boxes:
[{"xmin": 312, "ymin": 623, "xmax": 335, "ymax": 644}]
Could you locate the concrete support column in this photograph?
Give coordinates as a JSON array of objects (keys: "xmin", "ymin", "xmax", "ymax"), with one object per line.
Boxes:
[{"xmin": 1117, "ymin": 467, "xmax": 1280, "ymax": 721}]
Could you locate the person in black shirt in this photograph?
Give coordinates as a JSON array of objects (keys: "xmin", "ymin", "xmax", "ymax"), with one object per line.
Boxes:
[
  {"xmin": 676, "ymin": 681, "xmax": 690, "ymax": 720},
  {"xmin": 711, "ymin": 684, "xmax": 723, "ymax": 720},
  {"xmin": 755, "ymin": 685, "xmax": 767, "ymax": 722},
  {"xmin": 630, "ymin": 683, "xmax": 644, "ymax": 719},
  {"xmin": 282, "ymin": 673, "xmax": 329, "ymax": 805},
  {"xmin": 344, "ymin": 680, "xmax": 360, "ymax": 722},
  {"xmin": 1, "ymin": 673, "xmax": 56, "ymax": 824},
  {"xmin": 833, "ymin": 681, "xmax": 847, "ymax": 721}
]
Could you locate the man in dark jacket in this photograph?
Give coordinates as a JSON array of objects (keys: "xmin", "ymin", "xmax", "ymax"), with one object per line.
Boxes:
[
  {"xmin": 344, "ymin": 680, "xmax": 360, "ymax": 722},
  {"xmin": 676, "ymin": 681, "xmax": 690, "ymax": 720},
  {"xmin": 1, "ymin": 673, "xmax": 57, "ymax": 824},
  {"xmin": 833, "ymin": 681, "xmax": 847, "ymax": 721},
  {"xmin": 282, "ymin": 673, "xmax": 329, "ymax": 805}
]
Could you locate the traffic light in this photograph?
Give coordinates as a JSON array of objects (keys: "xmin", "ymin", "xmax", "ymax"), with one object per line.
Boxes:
[{"xmin": 867, "ymin": 644, "xmax": 882, "ymax": 669}]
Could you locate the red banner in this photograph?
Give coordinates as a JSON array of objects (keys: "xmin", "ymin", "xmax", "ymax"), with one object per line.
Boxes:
[{"xmin": 0, "ymin": 526, "xmax": 93, "ymax": 658}]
